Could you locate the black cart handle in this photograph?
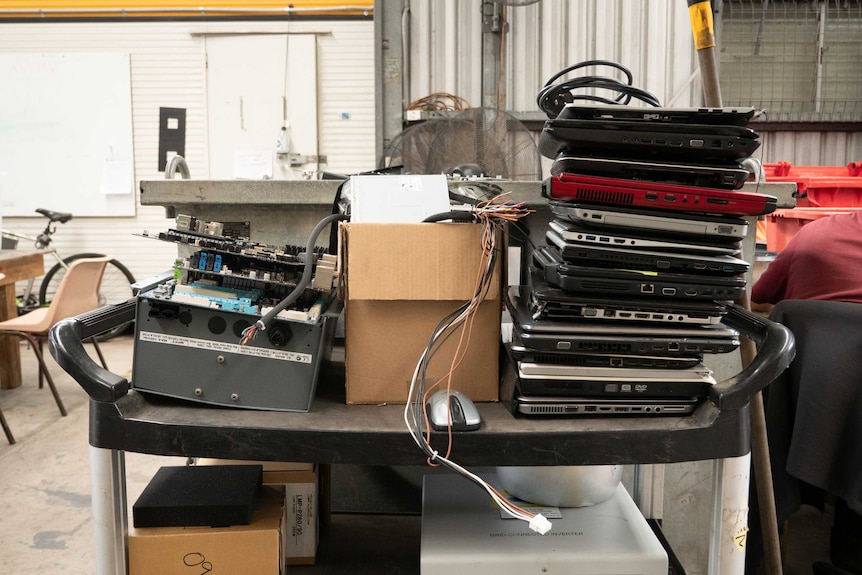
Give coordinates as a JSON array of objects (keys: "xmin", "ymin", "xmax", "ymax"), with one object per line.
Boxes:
[
  {"xmin": 710, "ymin": 303, "xmax": 796, "ymax": 410},
  {"xmin": 50, "ymin": 300, "xmax": 795, "ymax": 410},
  {"xmin": 49, "ymin": 298, "xmax": 136, "ymax": 402}
]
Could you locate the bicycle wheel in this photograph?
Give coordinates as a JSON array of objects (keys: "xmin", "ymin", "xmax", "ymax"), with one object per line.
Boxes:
[{"xmin": 39, "ymin": 253, "xmax": 137, "ymax": 341}]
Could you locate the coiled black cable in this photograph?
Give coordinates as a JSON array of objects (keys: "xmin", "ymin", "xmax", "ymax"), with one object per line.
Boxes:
[{"xmin": 536, "ymin": 60, "xmax": 662, "ymax": 119}]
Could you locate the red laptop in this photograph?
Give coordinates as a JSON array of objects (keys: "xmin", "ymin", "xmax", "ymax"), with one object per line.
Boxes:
[{"xmin": 542, "ymin": 173, "xmax": 777, "ymax": 216}]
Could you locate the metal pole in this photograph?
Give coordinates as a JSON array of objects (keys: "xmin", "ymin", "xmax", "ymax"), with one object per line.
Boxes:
[{"xmin": 686, "ymin": 2, "xmax": 782, "ymax": 574}]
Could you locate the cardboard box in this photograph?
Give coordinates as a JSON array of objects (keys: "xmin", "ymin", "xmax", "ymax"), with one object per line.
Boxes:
[
  {"xmin": 196, "ymin": 460, "xmax": 320, "ymax": 565},
  {"xmin": 341, "ymin": 222, "xmax": 502, "ymax": 404},
  {"xmin": 128, "ymin": 486, "xmax": 283, "ymax": 575}
]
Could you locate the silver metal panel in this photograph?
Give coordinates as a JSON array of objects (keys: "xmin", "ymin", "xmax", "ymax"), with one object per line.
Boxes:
[{"xmin": 407, "ymin": 0, "xmax": 701, "ymax": 114}]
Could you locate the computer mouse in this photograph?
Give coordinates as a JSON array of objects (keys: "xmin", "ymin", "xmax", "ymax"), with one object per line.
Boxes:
[{"xmin": 426, "ymin": 389, "xmax": 481, "ymax": 432}]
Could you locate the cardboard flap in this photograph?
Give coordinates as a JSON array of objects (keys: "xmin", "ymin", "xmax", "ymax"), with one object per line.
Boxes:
[{"xmin": 343, "ymin": 222, "xmax": 501, "ymax": 301}]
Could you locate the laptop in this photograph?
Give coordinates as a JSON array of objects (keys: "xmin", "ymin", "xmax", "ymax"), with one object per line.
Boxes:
[
  {"xmin": 512, "ymin": 390, "xmax": 700, "ymax": 416},
  {"xmin": 533, "ymin": 246, "xmax": 748, "ymax": 300},
  {"xmin": 545, "ymin": 229, "xmax": 750, "ymax": 276},
  {"xmin": 508, "ymin": 341, "xmax": 706, "ymax": 369},
  {"xmin": 515, "ymin": 362, "xmax": 716, "ymax": 398},
  {"xmin": 555, "ymin": 103, "xmax": 760, "ymax": 126},
  {"xmin": 508, "ymin": 291, "xmax": 741, "ymax": 357},
  {"xmin": 548, "ymin": 200, "xmax": 749, "ymax": 240},
  {"xmin": 526, "ymin": 283, "xmax": 727, "ymax": 325},
  {"xmin": 542, "ymin": 173, "xmax": 777, "ymax": 216},
  {"xmin": 550, "ymin": 155, "xmax": 751, "ymax": 190},
  {"xmin": 539, "ymin": 119, "xmax": 761, "ymax": 163},
  {"xmin": 548, "ymin": 218, "xmax": 741, "ymax": 255}
]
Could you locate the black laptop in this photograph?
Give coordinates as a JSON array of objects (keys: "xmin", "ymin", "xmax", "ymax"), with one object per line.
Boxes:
[
  {"xmin": 550, "ymin": 155, "xmax": 751, "ymax": 190},
  {"xmin": 525, "ymin": 282, "xmax": 727, "ymax": 325},
  {"xmin": 507, "ymin": 288, "xmax": 741, "ymax": 357},
  {"xmin": 539, "ymin": 119, "xmax": 761, "ymax": 163},
  {"xmin": 534, "ymin": 245, "xmax": 747, "ymax": 300},
  {"xmin": 555, "ymin": 103, "xmax": 760, "ymax": 126}
]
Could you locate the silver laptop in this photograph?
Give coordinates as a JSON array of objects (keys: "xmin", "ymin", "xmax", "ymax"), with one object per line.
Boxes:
[
  {"xmin": 545, "ymin": 229, "xmax": 750, "ymax": 275},
  {"xmin": 421, "ymin": 475, "xmax": 668, "ymax": 575},
  {"xmin": 518, "ymin": 361, "xmax": 714, "ymax": 380},
  {"xmin": 548, "ymin": 218, "xmax": 740, "ymax": 255},
  {"xmin": 549, "ymin": 200, "xmax": 749, "ymax": 240},
  {"xmin": 515, "ymin": 361, "xmax": 716, "ymax": 398}
]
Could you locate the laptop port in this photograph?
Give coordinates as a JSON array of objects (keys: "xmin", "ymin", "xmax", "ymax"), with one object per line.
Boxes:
[
  {"xmin": 684, "ymin": 289, "xmax": 698, "ymax": 296},
  {"xmin": 684, "ymin": 345, "xmax": 699, "ymax": 352},
  {"xmin": 614, "ymin": 406, "xmax": 629, "ymax": 412},
  {"xmin": 585, "ymin": 406, "xmax": 597, "ymax": 412},
  {"xmin": 619, "ymin": 312, "xmax": 632, "ymax": 318},
  {"xmin": 565, "ymin": 406, "xmax": 579, "ymax": 413},
  {"xmin": 635, "ymin": 313, "xmax": 649, "ymax": 319},
  {"xmin": 599, "ymin": 406, "xmax": 612, "ymax": 412},
  {"xmin": 614, "ymin": 238, "xmax": 626, "ymax": 244},
  {"xmin": 603, "ymin": 310, "xmax": 615, "ymax": 317},
  {"xmin": 663, "ymin": 406, "xmax": 688, "ymax": 412},
  {"xmin": 645, "ymin": 192, "xmax": 659, "ymax": 201},
  {"xmin": 662, "ymin": 287, "xmax": 677, "ymax": 295},
  {"xmin": 599, "ymin": 237, "xmax": 610, "ymax": 242},
  {"xmin": 668, "ymin": 343, "xmax": 680, "ymax": 352},
  {"xmin": 664, "ymin": 194, "xmax": 677, "ymax": 202},
  {"xmin": 641, "ymin": 283, "xmax": 655, "ymax": 294}
]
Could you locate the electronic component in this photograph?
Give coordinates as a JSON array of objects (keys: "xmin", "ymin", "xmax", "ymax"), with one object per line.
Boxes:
[{"xmin": 131, "ymin": 215, "xmax": 341, "ymax": 411}]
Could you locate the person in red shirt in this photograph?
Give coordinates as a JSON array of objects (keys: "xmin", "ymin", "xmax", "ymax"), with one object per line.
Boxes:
[
  {"xmin": 749, "ymin": 209, "xmax": 862, "ymax": 575},
  {"xmin": 751, "ymin": 210, "xmax": 862, "ymax": 313}
]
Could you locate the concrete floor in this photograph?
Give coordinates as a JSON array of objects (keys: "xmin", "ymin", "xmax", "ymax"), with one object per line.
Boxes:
[
  {"xmin": 0, "ymin": 333, "xmax": 835, "ymax": 575},
  {"xmin": 0, "ymin": 334, "xmax": 184, "ymax": 575}
]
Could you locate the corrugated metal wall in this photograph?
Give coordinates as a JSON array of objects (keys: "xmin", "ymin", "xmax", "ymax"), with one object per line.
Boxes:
[
  {"xmin": 0, "ymin": 18, "xmax": 375, "ymax": 283},
  {"xmin": 403, "ymin": 0, "xmax": 860, "ymax": 167},
  {"xmin": 405, "ymin": 0, "xmax": 702, "ymax": 113}
]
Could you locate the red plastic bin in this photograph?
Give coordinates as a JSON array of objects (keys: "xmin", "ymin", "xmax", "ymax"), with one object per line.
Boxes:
[
  {"xmin": 763, "ymin": 162, "xmax": 862, "ymax": 208},
  {"xmin": 765, "ymin": 207, "xmax": 861, "ymax": 252}
]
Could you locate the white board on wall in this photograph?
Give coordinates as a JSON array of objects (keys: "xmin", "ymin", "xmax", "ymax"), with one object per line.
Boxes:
[{"xmin": 0, "ymin": 52, "xmax": 135, "ymax": 217}]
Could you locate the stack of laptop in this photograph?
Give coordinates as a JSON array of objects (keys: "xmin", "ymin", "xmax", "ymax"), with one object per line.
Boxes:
[{"xmin": 504, "ymin": 104, "xmax": 775, "ymax": 417}]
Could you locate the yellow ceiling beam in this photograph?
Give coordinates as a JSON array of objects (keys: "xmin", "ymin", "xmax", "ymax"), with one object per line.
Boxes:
[{"xmin": 0, "ymin": 1, "xmax": 374, "ymax": 18}]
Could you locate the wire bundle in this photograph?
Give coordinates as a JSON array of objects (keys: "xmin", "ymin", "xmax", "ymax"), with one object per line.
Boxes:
[
  {"xmin": 403, "ymin": 202, "xmax": 550, "ymax": 534},
  {"xmin": 406, "ymin": 92, "xmax": 471, "ymax": 112},
  {"xmin": 536, "ymin": 60, "xmax": 662, "ymax": 119}
]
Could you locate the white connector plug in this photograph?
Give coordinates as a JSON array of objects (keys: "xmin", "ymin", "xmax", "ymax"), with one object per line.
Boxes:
[{"xmin": 529, "ymin": 513, "xmax": 552, "ymax": 534}]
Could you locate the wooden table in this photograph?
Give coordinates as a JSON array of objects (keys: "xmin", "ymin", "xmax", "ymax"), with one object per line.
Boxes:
[{"xmin": 0, "ymin": 249, "xmax": 46, "ymax": 389}]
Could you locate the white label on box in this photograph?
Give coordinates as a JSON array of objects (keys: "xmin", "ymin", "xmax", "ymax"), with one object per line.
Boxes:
[
  {"xmin": 284, "ymin": 481, "xmax": 317, "ymax": 560},
  {"xmin": 139, "ymin": 331, "xmax": 312, "ymax": 363}
]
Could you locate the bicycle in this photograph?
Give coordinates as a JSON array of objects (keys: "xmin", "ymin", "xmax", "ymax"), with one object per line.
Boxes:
[{"xmin": 1, "ymin": 208, "xmax": 137, "ymax": 340}]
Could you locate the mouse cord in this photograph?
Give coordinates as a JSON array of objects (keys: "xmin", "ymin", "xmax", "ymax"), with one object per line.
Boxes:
[{"xmin": 403, "ymin": 209, "xmax": 550, "ymax": 534}]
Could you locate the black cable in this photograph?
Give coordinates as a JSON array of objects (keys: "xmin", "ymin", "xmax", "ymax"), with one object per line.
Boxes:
[
  {"xmin": 536, "ymin": 60, "xmax": 662, "ymax": 119},
  {"xmin": 422, "ymin": 210, "xmax": 475, "ymax": 223},
  {"xmin": 256, "ymin": 213, "xmax": 349, "ymax": 332}
]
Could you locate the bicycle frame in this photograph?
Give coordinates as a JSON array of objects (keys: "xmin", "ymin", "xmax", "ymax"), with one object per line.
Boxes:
[{"xmin": 0, "ymin": 228, "xmax": 69, "ymax": 307}]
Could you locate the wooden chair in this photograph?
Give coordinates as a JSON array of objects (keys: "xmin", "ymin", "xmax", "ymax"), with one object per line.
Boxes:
[{"xmin": 0, "ymin": 256, "xmax": 111, "ymax": 443}]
